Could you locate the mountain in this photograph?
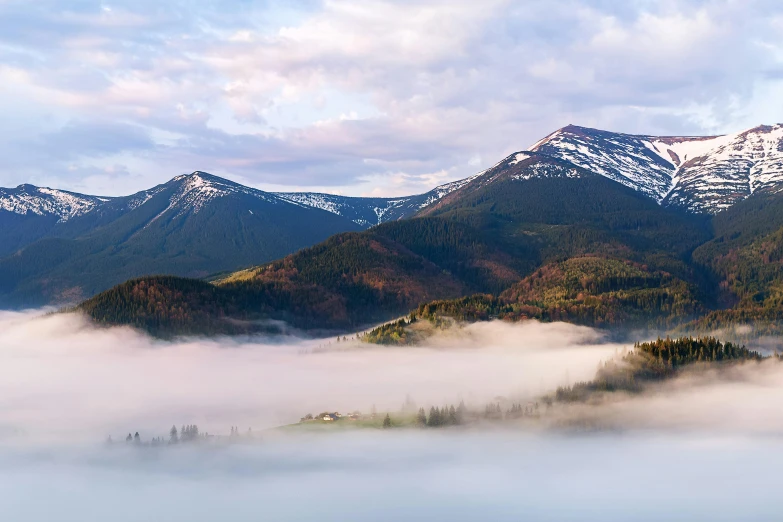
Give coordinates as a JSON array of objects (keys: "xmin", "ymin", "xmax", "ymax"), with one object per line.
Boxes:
[
  {"xmin": 531, "ymin": 124, "xmax": 783, "ymax": 213},
  {"xmin": 677, "ymin": 189, "xmax": 783, "ymax": 339},
  {"xmin": 0, "ymin": 184, "xmax": 109, "ymax": 257},
  {"xmin": 0, "ymin": 172, "xmax": 366, "ymax": 307},
  {"xmin": 19, "ymin": 122, "xmax": 783, "ymax": 334},
  {"xmin": 0, "ymin": 171, "xmax": 481, "ymax": 307},
  {"xmin": 79, "ymin": 153, "xmax": 712, "ymax": 336}
]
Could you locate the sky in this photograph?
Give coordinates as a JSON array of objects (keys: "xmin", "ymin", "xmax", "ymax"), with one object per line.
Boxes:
[{"xmin": 1, "ymin": 0, "xmax": 783, "ymax": 198}]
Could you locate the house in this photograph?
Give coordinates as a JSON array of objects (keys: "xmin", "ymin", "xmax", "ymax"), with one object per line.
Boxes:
[{"xmin": 322, "ymin": 413, "xmax": 340, "ymax": 421}]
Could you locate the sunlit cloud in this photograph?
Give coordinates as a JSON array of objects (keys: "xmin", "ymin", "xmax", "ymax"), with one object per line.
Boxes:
[{"xmin": 0, "ymin": 0, "xmax": 782, "ymax": 198}]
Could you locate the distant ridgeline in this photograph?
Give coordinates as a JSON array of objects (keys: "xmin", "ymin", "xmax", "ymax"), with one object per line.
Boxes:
[{"xmin": 69, "ymin": 125, "xmax": 783, "ymax": 340}]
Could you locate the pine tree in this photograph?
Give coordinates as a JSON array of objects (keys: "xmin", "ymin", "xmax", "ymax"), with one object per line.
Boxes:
[
  {"xmin": 457, "ymin": 400, "xmax": 466, "ymax": 423},
  {"xmin": 169, "ymin": 425, "xmax": 178, "ymax": 444},
  {"xmin": 428, "ymin": 407, "xmax": 441, "ymax": 427},
  {"xmin": 416, "ymin": 407, "xmax": 427, "ymax": 426},
  {"xmin": 383, "ymin": 414, "xmax": 392, "ymax": 428},
  {"xmin": 448, "ymin": 405, "xmax": 458, "ymax": 425}
]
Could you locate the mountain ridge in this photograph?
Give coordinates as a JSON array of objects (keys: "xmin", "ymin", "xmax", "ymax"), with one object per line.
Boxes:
[
  {"xmin": 5, "ymin": 122, "xmax": 783, "ymax": 312},
  {"xmin": 531, "ymin": 123, "xmax": 783, "ymax": 212},
  {"xmin": 77, "ymin": 153, "xmax": 716, "ymax": 336}
]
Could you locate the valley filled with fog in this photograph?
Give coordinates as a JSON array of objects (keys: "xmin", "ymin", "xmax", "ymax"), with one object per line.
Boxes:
[{"xmin": 2, "ymin": 311, "xmax": 783, "ymax": 520}]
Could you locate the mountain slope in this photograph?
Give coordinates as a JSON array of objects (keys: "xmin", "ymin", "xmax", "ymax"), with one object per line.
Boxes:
[
  {"xmin": 365, "ymin": 256, "xmax": 704, "ymax": 345},
  {"xmin": 674, "ymin": 189, "xmax": 783, "ymax": 338},
  {"xmin": 0, "ymin": 184, "xmax": 109, "ymax": 256},
  {"xmin": 0, "ymin": 171, "xmax": 486, "ymax": 307},
  {"xmin": 531, "ymin": 124, "xmax": 783, "ymax": 213},
  {"xmin": 79, "ymin": 155, "xmax": 711, "ymax": 336},
  {"xmin": 0, "ymin": 172, "xmax": 363, "ymax": 307},
  {"xmin": 274, "ymin": 175, "xmax": 480, "ymax": 227}
]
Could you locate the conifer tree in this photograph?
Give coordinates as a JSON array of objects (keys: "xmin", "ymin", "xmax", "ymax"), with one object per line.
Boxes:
[
  {"xmin": 416, "ymin": 407, "xmax": 427, "ymax": 426},
  {"xmin": 448, "ymin": 405, "xmax": 458, "ymax": 425},
  {"xmin": 428, "ymin": 407, "xmax": 441, "ymax": 427},
  {"xmin": 383, "ymin": 414, "xmax": 392, "ymax": 428}
]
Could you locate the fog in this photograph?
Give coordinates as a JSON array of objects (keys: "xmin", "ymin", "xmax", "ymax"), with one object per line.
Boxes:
[
  {"xmin": 2, "ymin": 432, "xmax": 782, "ymax": 521},
  {"xmin": 3, "ymin": 310, "xmax": 783, "ymax": 521},
  {"xmin": 0, "ymin": 311, "xmax": 618, "ymax": 442}
]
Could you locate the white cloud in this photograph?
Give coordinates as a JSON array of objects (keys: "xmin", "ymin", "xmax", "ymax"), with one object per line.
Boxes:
[
  {"xmin": 3, "ymin": 309, "xmax": 783, "ymax": 520},
  {"xmin": 0, "ymin": 0, "xmax": 782, "ymax": 196},
  {"xmin": 0, "ymin": 311, "xmax": 619, "ymax": 443}
]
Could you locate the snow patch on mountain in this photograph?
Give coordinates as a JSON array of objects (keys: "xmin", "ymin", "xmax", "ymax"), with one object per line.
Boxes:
[
  {"xmin": 530, "ymin": 124, "xmax": 783, "ymax": 213},
  {"xmin": 530, "ymin": 126, "xmax": 674, "ymax": 201},
  {"xmin": 171, "ymin": 172, "xmax": 278, "ymax": 216},
  {"xmin": 142, "ymin": 172, "xmax": 283, "ymax": 229},
  {"xmin": 274, "ymin": 193, "xmax": 345, "ymax": 216},
  {"xmin": 276, "ymin": 174, "xmax": 482, "ymax": 227},
  {"xmin": 0, "ymin": 185, "xmax": 105, "ymax": 222}
]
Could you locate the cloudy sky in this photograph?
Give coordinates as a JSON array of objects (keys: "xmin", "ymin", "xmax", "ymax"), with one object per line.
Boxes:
[{"xmin": 1, "ymin": 0, "xmax": 782, "ymax": 197}]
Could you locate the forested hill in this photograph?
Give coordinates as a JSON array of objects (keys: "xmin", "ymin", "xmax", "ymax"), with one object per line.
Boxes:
[
  {"xmin": 553, "ymin": 336, "xmax": 766, "ymax": 403},
  {"xmin": 78, "ymin": 157, "xmax": 713, "ymax": 337},
  {"xmin": 364, "ymin": 256, "xmax": 704, "ymax": 345},
  {"xmin": 366, "ymin": 185, "xmax": 783, "ymax": 346},
  {"xmin": 675, "ymin": 190, "xmax": 783, "ymax": 339}
]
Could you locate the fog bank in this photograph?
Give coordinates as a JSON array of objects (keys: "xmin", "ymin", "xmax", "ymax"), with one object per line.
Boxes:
[
  {"xmin": 0, "ymin": 311, "xmax": 619, "ymax": 442},
  {"xmin": 2, "ymin": 431, "xmax": 781, "ymax": 522}
]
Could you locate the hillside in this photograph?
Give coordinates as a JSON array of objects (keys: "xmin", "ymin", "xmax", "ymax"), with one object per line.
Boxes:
[
  {"xmin": 79, "ymin": 230, "xmax": 469, "ymax": 336},
  {"xmin": 0, "ymin": 173, "xmax": 364, "ymax": 307},
  {"xmin": 371, "ymin": 185, "xmax": 783, "ymax": 346},
  {"xmin": 552, "ymin": 336, "xmax": 765, "ymax": 403},
  {"xmin": 0, "ymin": 172, "xmax": 480, "ymax": 308},
  {"xmin": 78, "ymin": 156, "xmax": 712, "ymax": 337},
  {"xmin": 674, "ymin": 190, "xmax": 783, "ymax": 338},
  {"xmin": 364, "ymin": 256, "xmax": 704, "ymax": 345},
  {"xmin": 0, "ymin": 184, "xmax": 108, "ymax": 257}
]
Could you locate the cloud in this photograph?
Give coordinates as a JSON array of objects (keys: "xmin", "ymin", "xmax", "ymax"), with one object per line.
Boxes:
[
  {"xmin": 2, "ymin": 430, "xmax": 783, "ymax": 520},
  {"xmin": 0, "ymin": 311, "xmax": 619, "ymax": 443},
  {"xmin": 3, "ymin": 311, "xmax": 783, "ymax": 520},
  {"xmin": 0, "ymin": 1, "xmax": 782, "ymax": 198}
]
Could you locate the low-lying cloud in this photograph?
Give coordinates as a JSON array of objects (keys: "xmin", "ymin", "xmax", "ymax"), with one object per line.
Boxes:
[
  {"xmin": 4, "ymin": 311, "xmax": 783, "ymax": 521},
  {"xmin": 2, "ymin": 432, "xmax": 783, "ymax": 521},
  {"xmin": 0, "ymin": 311, "xmax": 619, "ymax": 443}
]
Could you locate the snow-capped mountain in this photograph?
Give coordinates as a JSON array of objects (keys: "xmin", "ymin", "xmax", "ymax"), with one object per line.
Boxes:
[
  {"xmin": 0, "ymin": 184, "xmax": 108, "ymax": 222},
  {"xmin": 275, "ymin": 175, "xmax": 480, "ymax": 227},
  {"xmin": 0, "ymin": 171, "xmax": 366, "ymax": 307},
  {"xmin": 530, "ymin": 124, "xmax": 783, "ymax": 213},
  {"xmin": 167, "ymin": 172, "xmax": 280, "ymax": 213},
  {"xmin": 0, "ymin": 169, "xmax": 475, "ymax": 261}
]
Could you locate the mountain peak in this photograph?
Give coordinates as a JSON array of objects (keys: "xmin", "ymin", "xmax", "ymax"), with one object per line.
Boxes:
[
  {"xmin": 170, "ymin": 171, "xmax": 233, "ymax": 184},
  {"xmin": 528, "ymin": 123, "xmax": 783, "ymax": 212},
  {"xmin": 152, "ymin": 170, "xmax": 279, "ymax": 219}
]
